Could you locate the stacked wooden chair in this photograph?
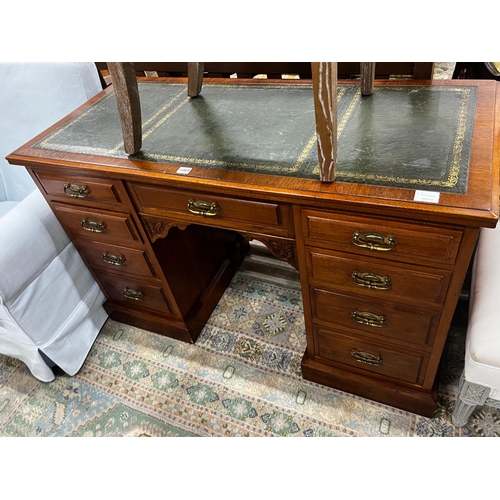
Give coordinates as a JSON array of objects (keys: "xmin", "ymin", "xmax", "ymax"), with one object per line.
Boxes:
[{"xmin": 105, "ymin": 62, "xmax": 377, "ymax": 183}]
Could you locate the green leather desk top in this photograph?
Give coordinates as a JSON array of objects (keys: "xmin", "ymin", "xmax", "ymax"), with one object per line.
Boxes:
[{"xmin": 35, "ymin": 81, "xmax": 477, "ymax": 193}]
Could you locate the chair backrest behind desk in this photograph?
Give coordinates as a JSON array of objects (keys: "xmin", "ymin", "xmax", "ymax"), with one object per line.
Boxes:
[
  {"xmin": 96, "ymin": 62, "xmax": 435, "ymax": 182},
  {"xmin": 95, "ymin": 62, "xmax": 435, "ymax": 82}
]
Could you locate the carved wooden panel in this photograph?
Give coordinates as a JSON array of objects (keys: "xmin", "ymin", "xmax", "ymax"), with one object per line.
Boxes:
[
  {"xmin": 142, "ymin": 216, "xmax": 188, "ymax": 242},
  {"xmin": 243, "ymin": 233, "xmax": 298, "ymax": 270}
]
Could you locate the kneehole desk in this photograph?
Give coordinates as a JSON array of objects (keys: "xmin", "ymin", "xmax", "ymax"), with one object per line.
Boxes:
[{"xmin": 8, "ymin": 78, "xmax": 499, "ymax": 417}]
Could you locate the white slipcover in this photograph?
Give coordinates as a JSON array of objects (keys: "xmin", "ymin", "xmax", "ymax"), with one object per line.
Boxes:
[
  {"xmin": 464, "ymin": 224, "xmax": 500, "ymax": 398},
  {"xmin": 0, "ymin": 62, "xmax": 108, "ymax": 381},
  {"xmin": 452, "ymin": 221, "xmax": 500, "ymax": 426}
]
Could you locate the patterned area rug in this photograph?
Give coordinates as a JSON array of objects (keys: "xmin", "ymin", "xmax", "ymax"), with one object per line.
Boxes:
[{"xmin": 1, "ymin": 245, "xmax": 499, "ymax": 437}]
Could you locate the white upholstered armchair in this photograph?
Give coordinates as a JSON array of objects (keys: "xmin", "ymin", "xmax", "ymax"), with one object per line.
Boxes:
[
  {"xmin": 452, "ymin": 223, "xmax": 500, "ymax": 426},
  {"xmin": 0, "ymin": 62, "xmax": 108, "ymax": 382}
]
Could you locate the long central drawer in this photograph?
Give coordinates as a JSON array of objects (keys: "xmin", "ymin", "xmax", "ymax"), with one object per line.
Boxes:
[{"xmin": 131, "ymin": 182, "xmax": 292, "ymax": 236}]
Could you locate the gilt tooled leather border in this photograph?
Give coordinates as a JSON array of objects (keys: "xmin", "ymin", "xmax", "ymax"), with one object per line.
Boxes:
[
  {"xmin": 35, "ymin": 82, "xmax": 477, "ymax": 193},
  {"xmin": 332, "ymin": 86, "xmax": 476, "ymax": 191}
]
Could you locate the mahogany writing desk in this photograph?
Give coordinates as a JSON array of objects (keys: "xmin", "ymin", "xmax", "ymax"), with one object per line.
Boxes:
[{"xmin": 8, "ymin": 78, "xmax": 499, "ymax": 416}]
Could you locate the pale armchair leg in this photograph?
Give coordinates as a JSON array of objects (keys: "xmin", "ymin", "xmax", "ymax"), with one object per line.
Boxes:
[{"xmin": 452, "ymin": 371, "xmax": 491, "ymax": 427}]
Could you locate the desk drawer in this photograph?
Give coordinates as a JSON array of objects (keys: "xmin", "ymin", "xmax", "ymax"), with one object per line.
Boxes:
[
  {"xmin": 99, "ymin": 274, "xmax": 173, "ymax": 315},
  {"xmin": 315, "ymin": 326, "xmax": 427, "ymax": 385},
  {"xmin": 306, "ymin": 247, "xmax": 451, "ymax": 307},
  {"xmin": 302, "ymin": 209, "xmax": 462, "ymax": 266},
  {"xmin": 132, "ymin": 183, "xmax": 291, "ymax": 234},
  {"xmin": 311, "ymin": 287, "xmax": 437, "ymax": 345},
  {"xmin": 76, "ymin": 238, "xmax": 156, "ymax": 278},
  {"xmin": 52, "ymin": 204, "xmax": 142, "ymax": 246},
  {"xmin": 36, "ymin": 171, "xmax": 123, "ymax": 205}
]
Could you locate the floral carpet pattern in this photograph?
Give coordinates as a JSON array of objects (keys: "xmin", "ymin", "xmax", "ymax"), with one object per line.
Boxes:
[{"xmin": 1, "ymin": 261, "xmax": 499, "ymax": 437}]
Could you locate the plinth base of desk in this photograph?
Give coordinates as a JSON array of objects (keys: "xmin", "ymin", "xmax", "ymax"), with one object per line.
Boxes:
[
  {"xmin": 104, "ymin": 234, "xmax": 250, "ymax": 344},
  {"xmin": 105, "ymin": 305, "xmax": 195, "ymax": 343},
  {"xmin": 301, "ymin": 353, "xmax": 439, "ymax": 417}
]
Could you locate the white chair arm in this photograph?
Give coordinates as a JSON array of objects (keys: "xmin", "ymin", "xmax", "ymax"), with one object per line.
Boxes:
[{"xmin": 0, "ymin": 190, "xmax": 70, "ymax": 305}]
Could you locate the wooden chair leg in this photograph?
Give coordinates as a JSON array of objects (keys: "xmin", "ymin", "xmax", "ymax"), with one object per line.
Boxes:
[
  {"xmin": 107, "ymin": 62, "xmax": 142, "ymax": 155},
  {"xmin": 187, "ymin": 62, "xmax": 204, "ymax": 97},
  {"xmin": 311, "ymin": 62, "xmax": 337, "ymax": 182},
  {"xmin": 360, "ymin": 62, "xmax": 376, "ymax": 96}
]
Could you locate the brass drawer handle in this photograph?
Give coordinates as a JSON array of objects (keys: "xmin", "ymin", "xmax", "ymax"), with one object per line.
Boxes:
[
  {"xmin": 351, "ymin": 271, "xmax": 392, "ymax": 290},
  {"xmin": 122, "ymin": 288, "xmax": 144, "ymax": 301},
  {"xmin": 351, "ymin": 309, "xmax": 387, "ymax": 328},
  {"xmin": 102, "ymin": 252, "xmax": 126, "ymax": 266},
  {"xmin": 187, "ymin": 199, "xmax": 220, "ymax": 217},
  {"xmin": 64, "ymin": 183, "xmax": 89, "ymax": 198},
  {"xmin": 81, "ymin": 219, "xmax": 106, "ymax": 233},
  {"xmin": 351, "ymin": 349, "xmax": 383, "ymax": 366},
  {"xmin": 352, "ymin": 231, "xmax": 396, "ymax": 252}
]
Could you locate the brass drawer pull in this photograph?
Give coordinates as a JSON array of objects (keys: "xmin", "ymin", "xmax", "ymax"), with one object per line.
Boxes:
[
  {"xmin": 351, "ymin": 271, "xmax": 392, "ymax": 290},
  {"xmin": 351, "ymin": 309, "xmax": 387, "ymax": 328},
  {"xmin": 64, "ymin": 183, "xmax": 89, "ymax": 198},
  {"xmin": 102, "ymin": 252, "xmax": 126, "ymax": 266},
  {"xmin": 187, "ymin": 199, "xmax": 220, "ymax": 217},
  {"xmin": 122, "ymin": 288, "xmax": 144, "ymax": 301},
  {"xmin": 81, "ymin": 219, "xmax": 106, "ymax": 233},
  {"xmin": 351, "ymin": 349, "xmax": 383, "ymax": 366},
  {"xmin": 352, "ymin": 231, "xmax": 396, "ymax": 252}
]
